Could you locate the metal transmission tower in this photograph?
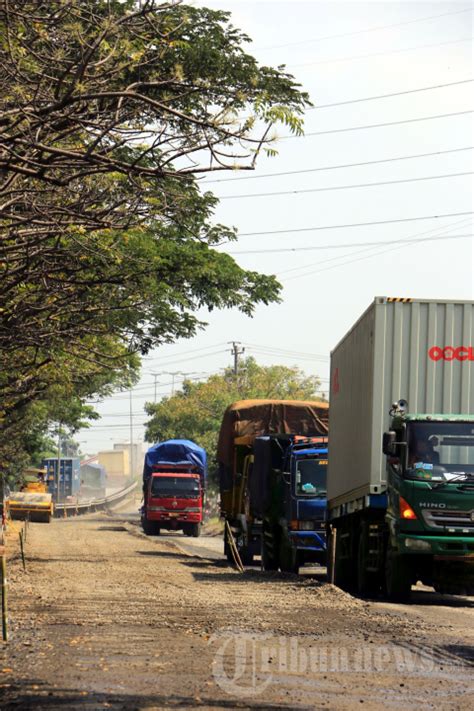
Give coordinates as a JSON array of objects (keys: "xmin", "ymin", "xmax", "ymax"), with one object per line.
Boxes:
[{"xmin": 229, "ymin": 341, "xmax": 245, "ymax": 375}]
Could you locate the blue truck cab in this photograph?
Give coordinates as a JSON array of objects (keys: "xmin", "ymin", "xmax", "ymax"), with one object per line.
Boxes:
[
  {"xmin": 286, "ymin": 440, "xmax": 328, "ymax": 568},
  {"xmin": 252, "ymin": 435, "xmax": 328, "ymax": 574}
]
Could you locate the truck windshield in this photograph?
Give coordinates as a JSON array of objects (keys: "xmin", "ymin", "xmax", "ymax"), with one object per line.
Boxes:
[
  {"xmin": 406, "ymin": 422, "xmax": 474, "ymax": 481},
  {"xmin": 150, "ymin": 476, "xmax": 200, "ymax": 498},
  {"xmin": 295, "ymin": 458, "xmax": 327, "ymax": 496}
]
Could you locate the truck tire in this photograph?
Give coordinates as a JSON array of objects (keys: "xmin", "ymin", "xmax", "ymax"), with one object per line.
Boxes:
[
  {"xmin": 280, "ymin": 538, "xmax": 299, "ymax": 574},
  {"xmin": 385, "ymin": 549, "xmax": 412, "ymax": 601},
  {"xmin": 261, "ymin": 526, "xmax": 278, "ymax": 571},
  {"xmin": 239, "ymin": 548, "xmax": 254, "ymax": 566},
  {"xmin": 142, "ymin": 520, "xmax": 160, "ymax": 536},
  {"xmin": 334, "ymin": 526, "xmax": 356, "ymax": 592},
  {"xmin": 191, "ymin": 523, "xmax": 201, "ymax": 538},
  {"xmin": 357, "ymin": 526, "xmax": 380, "ymax": 597}
]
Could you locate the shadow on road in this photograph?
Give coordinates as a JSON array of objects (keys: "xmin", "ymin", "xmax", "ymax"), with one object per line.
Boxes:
[
  {"xmin": 136, "ymin": 549, "xmax": 189, "ymax": 559},
  {"xmin": 406, "ymin": 590, "xmax": 474, "ymax": 608},
  {"xmin": 1, "ymin": 684, "xmax": 296, "ymax": 711},
  {"xmin": 355, "ymin": 589, "xmax": 474, "ymax": 608},
  {"xmin": 190, "ymin": 568, "xmax": 324, "ymax": 586},
  {"xmin": 441, "ymin": 643, "xmax": 474, "ymax": 666}
]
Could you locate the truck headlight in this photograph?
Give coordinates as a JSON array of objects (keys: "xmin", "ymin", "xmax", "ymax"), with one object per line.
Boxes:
[
  {"xmin": 298, "ymin": 521, "xmax": 316, "ymax": 531},
  {"xmin": 404, "ymin": 537, "xmax": 431, "ymax": 552}
]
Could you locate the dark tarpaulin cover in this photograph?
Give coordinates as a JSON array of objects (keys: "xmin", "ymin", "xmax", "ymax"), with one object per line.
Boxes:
[
  {"xmin": 250, "ymin": 435, "xmax": 290, "ymax": 518},
  {"xmin": 143, "ymin": 439, "xmax": 207, "ymax": 488},
  {"xmin": 217, "ymin": 399, "xmax": 329, "ymax": 469}
]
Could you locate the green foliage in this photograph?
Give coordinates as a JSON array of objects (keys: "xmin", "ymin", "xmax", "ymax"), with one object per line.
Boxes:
[
  {"xmin": 0, "ymin": 1, "xmax": 311, "ymax": 477},
  {"xmin": 144, "ymin": 358, "xmax": 324, "ymax": 481}
]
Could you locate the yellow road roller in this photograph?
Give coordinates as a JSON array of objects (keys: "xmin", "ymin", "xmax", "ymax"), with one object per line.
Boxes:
[{"xmin": 8, "ymin": 468, "xmax": 54, "ymax": 523}]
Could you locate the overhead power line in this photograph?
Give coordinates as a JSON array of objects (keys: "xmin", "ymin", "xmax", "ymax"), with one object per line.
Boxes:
[
  {"xmin": 142, "ymin": 341, "xmax": 227, "ymax": 363},
  {"xmin": 281, "ymin": 110, "xmax": 473, "ymax": 140},
  {"xmin": 306, "ymin": 79, "xmax": 474, "ymax": 110},
  {"xmin": 85, "ymin": 373, "xmax": 211, "ymax": 403},
  {"xmin": 281, "ymin": 231, "xmax": 471, "ymax": 282},
  {"xmin": 256, "ymin": 7, "xmax": 471, "ymax": 51},
  {"xmin": 237, "ymin": 210, "xmax": 474, "ymax": 238},
  {"xmin": 243, "ymin": 343, "xmax": 329, "ymax": 361},
  {"xmin": 204, "ymin": 147, "xmax": 474, "ymax": 184},
  {"xmin": 278, "ymin": 218, "xmax": 471, "ymax": 277},
  {"xmin": 149, "ymin": 348, "xmax": 227, "ymax": 367},
  {"xmin": 239, "ymin": 233, "xmax": 474, "ymax": 254},
  {"xmin": 230, "ymin": 233, "xmax": 474, "ymax": 256},
  {"xmin": 279, "ymin": 218, "xmax": 472, "ymax": 282},
  {"xmin": 289, "ymin": 37, "xmax": 473, "ymax": 70},
  {"xmin": 217, "ymin": 171, "xmax": 473, "ymax": 201},
  {"xmin": 94, "ymin": 412, "xmax": 149, "ymax": 418}
]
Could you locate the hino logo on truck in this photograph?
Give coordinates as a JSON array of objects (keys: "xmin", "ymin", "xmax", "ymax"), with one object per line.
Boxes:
[
  {"xmin": 429, "ymin": 346, "xmax": 474, "ymax": 362},
  {"xmin": 419, "ymin": 502, "xmax": 446, "ymax": 508}
]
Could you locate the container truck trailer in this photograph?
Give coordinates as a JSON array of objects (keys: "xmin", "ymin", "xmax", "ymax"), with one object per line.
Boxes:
[
  {"xmin": 42, "ymin": 457, "xmax": 81, "ymax": 502},
  {"xmin": 327, "ymin": 296, "xmax": 474, "ymax": 600},
  {"xmin": 218, "ymin": 399, "xmax": 328, "ymax": 564}
]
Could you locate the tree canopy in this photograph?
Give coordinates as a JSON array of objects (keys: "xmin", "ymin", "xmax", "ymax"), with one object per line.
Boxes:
[
  {"xmin": 144, "ymin": 357, "xmax": 324, "ymax": 480},
  {"xmin": 0, "ymin": 1, "xmax": 310, "ymax": 475}
]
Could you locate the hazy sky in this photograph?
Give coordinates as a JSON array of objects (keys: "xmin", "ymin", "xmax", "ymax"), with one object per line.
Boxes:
[{"xmin": 79, "ymin": 0, "xmax": 473, "ymax": 454}]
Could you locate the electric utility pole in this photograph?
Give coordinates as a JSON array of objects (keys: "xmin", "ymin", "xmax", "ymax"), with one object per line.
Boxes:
[
  {"xmin": 129, "ymin": 385, "xmax": 134, "ymax": 479},
  {"xmin": 151, "ymin": 373, "xmax": 160, "ymax": 403},
  {"xmin": 155, "ymin": 371, "xmax": 203, "ymax": 397},
  {"xmin": 229, "ymin": 341, "xmax": 245, "ymax": 375}
]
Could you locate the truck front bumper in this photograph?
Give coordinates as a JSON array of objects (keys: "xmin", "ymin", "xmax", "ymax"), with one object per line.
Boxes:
[
  {"xmin": 147, "ymin": 511, "xmax": 202, "ymax": 523},
  {"xmin": 289, "ymin": 530, "xmax": 326, "ymax": 552},
  {"xmin": 400, "ymin": 532, "xmax": 474, "ymax": 559}
]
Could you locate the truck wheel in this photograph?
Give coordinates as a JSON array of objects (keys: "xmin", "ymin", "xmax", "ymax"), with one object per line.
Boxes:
[
  {"xmin": 239, "ymin": 548, "xmax": 254, "ymax": 566},
  {"xmin": 142, "ymin": 519, "xmax": 153, "ymax": 535},
  {"xmin": 261, "ymin": 528, "xmax": 278, "ymax": 571},
  {"xmin": 280, "ymin": 540, "xmax": 299, "ymax": 574},
  {"xmin": 142, "ymin": 520, "xmax": 160, "ymax": 536},
  {"xmin": 357, "ymin": 527, "xmax": 380, "ymax": 597},
  {"xmin": 385, "ymin": 549, "xmax": 412, "ymax": 601},
  {"xmin": 191, "ymin": 523, "xmax": 201, "ymax": 538},
  {"xmin": 334, "ymin": 526, "xmax": 356, "ymax": 592}
]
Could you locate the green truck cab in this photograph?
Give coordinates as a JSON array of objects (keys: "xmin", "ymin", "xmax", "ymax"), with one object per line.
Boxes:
[{"xmin": 382, "ymin": 406, "xmax": 474, "ymax": 598}]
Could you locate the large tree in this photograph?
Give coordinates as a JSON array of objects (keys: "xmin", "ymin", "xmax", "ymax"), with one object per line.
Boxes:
[
  {"xmin": 0, "ymin": 0, "xmax": 310, "ymax": 471},
  {"xmin": 144, "ymin": 357, "xmax": 324, "ymax": 480}
]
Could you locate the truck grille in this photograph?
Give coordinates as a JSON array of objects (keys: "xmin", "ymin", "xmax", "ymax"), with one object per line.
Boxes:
[{"xmin": 421, "ymin": 509, "xmax": 474, "ymax": 532}]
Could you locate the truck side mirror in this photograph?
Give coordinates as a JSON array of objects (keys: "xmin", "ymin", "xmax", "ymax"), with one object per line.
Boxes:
[{"xmin": 382, "ymin": 431, "xmax": 397, "ymax": 456}]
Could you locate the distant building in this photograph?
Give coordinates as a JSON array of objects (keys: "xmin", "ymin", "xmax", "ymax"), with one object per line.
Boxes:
[
  {"xmin": 98, "ymin": 449, "xmax": 130, "ymax": 490},
  {"xmin": 112, "ymin": 442, "xmax": 145, "ymax": 478}
]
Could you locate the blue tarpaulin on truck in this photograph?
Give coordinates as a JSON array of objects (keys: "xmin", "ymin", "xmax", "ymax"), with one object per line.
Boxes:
[{"xmin": 143, "ymin": 439, "xmax": 207, "ymax": 488}]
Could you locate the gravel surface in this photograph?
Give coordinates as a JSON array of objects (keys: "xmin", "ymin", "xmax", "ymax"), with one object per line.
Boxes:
[{"xmin": 0, "ymin": 513, "xmax": 473, "ymax": 710}]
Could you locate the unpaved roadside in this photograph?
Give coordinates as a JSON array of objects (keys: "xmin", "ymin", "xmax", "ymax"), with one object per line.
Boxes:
[{"xmin": 0, "ymin": 514, "xmax": 473, "ymax": 710}]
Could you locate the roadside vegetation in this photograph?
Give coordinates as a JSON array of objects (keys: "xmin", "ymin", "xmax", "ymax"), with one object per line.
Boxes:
[
  {"xmin": 0, "ymin": 0, "xmax": 310, "ymax": 481},
  {"xmin": 145, "ymin": 357, "xmax": 324, "ymax": 482}
]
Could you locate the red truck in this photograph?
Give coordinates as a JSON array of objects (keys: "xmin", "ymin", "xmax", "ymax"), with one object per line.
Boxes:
[{"xmin": 141, "ymin": 439, "xmax": 207, "ymax": 538}]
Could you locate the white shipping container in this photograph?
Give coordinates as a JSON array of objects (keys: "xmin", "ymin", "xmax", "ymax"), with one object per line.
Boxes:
[{"xmin": 328, "ymin": 297, "xmax": 474, "ymax": 508}]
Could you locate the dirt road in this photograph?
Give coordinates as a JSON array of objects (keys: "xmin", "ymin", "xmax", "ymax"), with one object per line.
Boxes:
[{"xmin": 1, "ymin": 513, "xmax": 473, "ymax": 710}]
